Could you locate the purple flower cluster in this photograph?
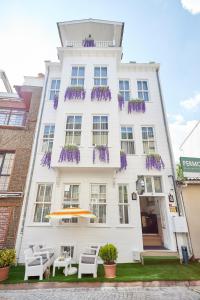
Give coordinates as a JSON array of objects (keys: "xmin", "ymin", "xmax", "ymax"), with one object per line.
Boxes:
[
  {"xmin": 118, "ymin": 94, "xmax": 125, "ymax": 110},
  {"xmin": 82, "ymin": 39, "xmax": 95, "ymax": 47},
  {"xmin": 93, "ymin": 145, "xmax": 109, "ymax": 163},
  {"xmin": 53, "ymin": 94, "xmax": 58, "ymax": 110},
  {"xmin": 146, "ymin": 154, "xmax": 165, "ymax": 171},
  {"xmin": 59, "ymin": 145, "xmax": 80, "ymax": 164},
  {"xmin": 120, "ymin": 151, "xmax": 127, "ymax": 171},
  {"xmin": 128, "ymin": 100, "xmax": 145, "ymax": 113},
  {"xmin": 64, "ymin": 87, "xmax": 85, "ymax": 101},
  {"xmin": 91, "ymin": 86, "xmax": 111, "ymax": 101},
  {"xmin": 41, "ymin": 152, "xmax": 51, "ymax": 169}
]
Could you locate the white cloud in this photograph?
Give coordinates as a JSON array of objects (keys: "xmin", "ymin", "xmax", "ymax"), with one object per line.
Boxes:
[
  {"xmin": 180, "ymin": 93, "xmax": 200, "ymax": 109},
  {"xmin": 168, "ymin": 114, "xmax": 198, "ymax": 162},
  {"xmin": 181, "ymin": 0, "xmax": 200, "ymax": 14}
]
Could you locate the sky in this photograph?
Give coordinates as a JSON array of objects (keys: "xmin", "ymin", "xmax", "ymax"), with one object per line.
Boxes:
[{"xmin": 0, "ymin": 0, "xmax": 200, "ymax": 161}]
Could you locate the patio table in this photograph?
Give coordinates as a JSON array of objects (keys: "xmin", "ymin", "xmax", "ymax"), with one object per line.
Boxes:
[{"xmin": 53, "ymin": 257, "xmax": 71, "ymax": 276}]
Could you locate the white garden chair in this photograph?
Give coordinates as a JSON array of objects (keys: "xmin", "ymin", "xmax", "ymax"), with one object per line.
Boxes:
[{"xmin": 78, "ymin": 246, "xmax": 99, "ymax": 278}]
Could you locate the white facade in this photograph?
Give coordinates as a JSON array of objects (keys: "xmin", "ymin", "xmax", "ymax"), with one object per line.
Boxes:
[{"xmin": 17, "ymin": 19, "xmax": 181, "ymax": 263}]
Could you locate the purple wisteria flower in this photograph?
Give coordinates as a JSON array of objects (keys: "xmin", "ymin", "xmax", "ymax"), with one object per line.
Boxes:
[
  {"xmin": 128, "ymin": 99, "xmax": 146, "ymax": 113},
  {"xmin": 82, "ymin": 39, "xmax": 95, "ymax": 47},
  {"xmin": 64, "ymin": 87, "xmax": 85, "ymax": 101},
  {"xmin": 59, "ymin": 145, "xmax": 80, "ymax": 164},
  {"xmin": 91, "ymin": 86, "xmax": 111, "ymax": 101},
  {"xmin": 41, "ymin": 152, "xmax": 51, "ymax": 169},
  {"xmin": 146, "ymin": 154, "xmax": 165, "ymax": 171},
  {"xmin": 118, "ymin": 94, "xmax": 124, "ymax": 110},
  {"xmin": 53, "ymin": 94, "xmax": 58, "ymax": 110},
  {"xmin": 120, "ymin": 151, "xmax": 127, "ymax": 171},
  {"xmin": 93, "ymin": 145, "xmax": 109, "ymax": 163}
]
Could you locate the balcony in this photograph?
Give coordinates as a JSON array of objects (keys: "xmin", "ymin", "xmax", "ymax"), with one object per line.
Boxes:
[{"xmin": 65, "ymin": 40, "xmax": 115, "ymax": 48}]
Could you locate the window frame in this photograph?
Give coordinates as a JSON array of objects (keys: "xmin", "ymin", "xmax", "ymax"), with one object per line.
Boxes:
[
  {"xmin": 41, "ymin": 124, "xmax": 55, "ymax": 153},
  {"xmin": 65, "ymin": 115, "xmax": 82, "ymax": 146},
  {"xmin": 119, "ymin": 79, "xmax": 131, "ymax": 101},
  {"xmin": 62, "ymin": 183, "xmax": 80, "ymax": 224},
  {"xmin": 94, "ymin": 66, "xmax": 108, "ymax": 86},
  {"xmin": 71, "ymin": 66, "xmax": 85, "ymax": 87},
  {"xmin": 49, "ymin": 78, "xmax": 61, "ymax": 101},
  {"xmin": 0, "ymin": 152, "xmax": 15, "ymax": 191},
  {"xmin": 120, "ymin": 126, "xmax": 135, "ymax": 155},
  {"xmin": 118, "ymin": 184, "xmax": 129, "ymax": 224},
  {"xmin": 33, "ymin": 183, "xmax": 53, "ymax": 223},
  {"xmin": 141, "ymin": 126, "xmax": 156, "ymax": 154},
  {"xmin": 138, "ymin": 176, "xmax": 163, "ymax": 194},
  {"xmin": 0, "ymin": 108, "xmax": 26, "ymax": 127},
  {"xmin": 92, "ymin": 115, "xmax": 108, "ymax": 146},
  {"xmin": 137, "ymin": 79, "xmax": 150, "ymax": 101},
  {"xmin": 90, "ymin": 183, "xmax": 107, "ymax": 224}
]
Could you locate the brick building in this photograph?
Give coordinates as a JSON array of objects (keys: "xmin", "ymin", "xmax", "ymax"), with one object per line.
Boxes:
[{"xmin": 0, "ymin": 71, "xmax": 43, "ymax": 248}]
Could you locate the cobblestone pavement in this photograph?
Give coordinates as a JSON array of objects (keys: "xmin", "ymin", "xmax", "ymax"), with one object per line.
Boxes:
[{"xmin": 0, "ymin": 286, "xmax": 200, "ymax": 300}]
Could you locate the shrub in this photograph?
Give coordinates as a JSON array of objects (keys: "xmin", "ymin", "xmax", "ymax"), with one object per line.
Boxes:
[
  {"xmin": 0, "ymin": 249, "xmax": 16, "ymax": 268},
  {"xmin": 99, "ymin": 244, "xmax": 118, "ymax": 265}
]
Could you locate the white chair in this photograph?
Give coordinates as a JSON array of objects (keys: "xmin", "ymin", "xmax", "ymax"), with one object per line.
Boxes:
[
  {"xmin": 32, "ymin": 245, "xmax": 55, "ymax": 267},
  {"xmin": 78, "ymin": 246, "xmax": 99, "ymax": 278}
]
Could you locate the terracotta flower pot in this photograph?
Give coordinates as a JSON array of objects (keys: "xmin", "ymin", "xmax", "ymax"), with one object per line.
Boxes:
[
  {"xmin": 104, "ymin": 264, "xmax": 116, "ymax": 278},
  {"xmin": 0, "ymin": 266, "xmax": 9, "ymax": 282}
]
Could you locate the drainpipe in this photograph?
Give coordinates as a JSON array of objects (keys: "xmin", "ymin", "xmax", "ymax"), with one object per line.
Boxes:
[{"xmin": 16, "ymin": 65, "xmax": 50, "ymax": 261}]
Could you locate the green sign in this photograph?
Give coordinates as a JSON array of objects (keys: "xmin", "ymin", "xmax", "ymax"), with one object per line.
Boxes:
[{"xmin": 180, "ymin": 157, "xmax": 200, "ymax": 173}]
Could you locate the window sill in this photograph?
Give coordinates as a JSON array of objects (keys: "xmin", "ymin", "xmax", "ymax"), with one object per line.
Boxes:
[
  {"xmin": 28, "ymin": 223, "xmax": 51, "ymax": 227},
  {"xmin": 115, "ymin": 225, "xmax": 135, "ymax": 228},
  {"xmin": 0, "ymin": 125, "xmax": 26, "ymax": 130}
]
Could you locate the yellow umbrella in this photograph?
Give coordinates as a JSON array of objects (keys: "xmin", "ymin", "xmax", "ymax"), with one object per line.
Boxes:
[{"xmin": 46, "ymin": 207, "xmax": 96, "ymax": 219}]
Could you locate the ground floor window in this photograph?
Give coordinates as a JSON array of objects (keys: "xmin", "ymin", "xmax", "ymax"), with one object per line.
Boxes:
[
  {"xmin": 90, "ymin": 184, "xmax": 106, "ymax": 223},
  {"xmin": 118, "ymin": 185, "xmax": 129, "ymax": 224},
  {"xmin": 63, "ymin": 184, "xmax": 79, "ymax": 223},
  {"xmin": 33, "ymin": 184, "xmax": 52, "ymax": 223},
  {"xmin": 138, "ymin": 176, "xmax": 163, "ymax": 194}
]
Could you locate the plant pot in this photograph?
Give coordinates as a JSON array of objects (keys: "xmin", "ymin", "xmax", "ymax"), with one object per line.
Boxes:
[
  {"xmin": 0, "ymin": 266, "xmax": 9, "ymax": 282},
  {"xmin": 103, "ymin": 264, "xmax": 116, "ymax": 278}
]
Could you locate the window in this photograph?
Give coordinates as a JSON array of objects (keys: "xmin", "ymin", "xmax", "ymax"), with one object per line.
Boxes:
[
  {"xmin": 119, "ymin": 185, "xmax": 129, "ymax": 224},
  {"xmin": 90, "ymin": 184, "xmax": 106, "ymax": 223},
  {"xmin": 137, "ymin": 80, "xmax": 149, "ymax": 101},
  {"xmin": 63, "ymin": 184, "xmax": 79, "ymax": 223},
  {"xmin": 121, "ymin": 126, "xmax": 135, "ymax": 154},
  {"xmin": 119, "ymin": 80, "xmax": 130, "ymax": 101},
  {"xmin": 92, "ymin": 116, "xmax": 108, "ymax": 146},
  {"xmin": 0, "ymin": 152, "xmax": 15, "ymax": 191},
  {"xmin": 142, "ymin": 127, "xmax": 156, "ymax": 154},
  {"xmin": 33, "ymin": 184, "xmax": 52, "ymax": 223},
  {"xmin": 71, "ymin": 67, "xmax": 85, "ymax": 86},
  {"xmin": 0, "ymin": 109, "xmax": 26, "ymax": 126},
  {"xmin": 49, "ymin": 79, "xmax": 60, "ymax": 100},
  {"xmin": 94, "ymin": 67, "xmax": 107, "ymax": 86},
  {"xmin": 138, "ymin": 176, "xmax": 163, "ymax": 194},
  {"xmin": 65, "ymin": 116, "xmax": 82, "ymax": 146},
  {"xmin": 42, "ymin": 124, "xmax": 55, "ymax": 152}
]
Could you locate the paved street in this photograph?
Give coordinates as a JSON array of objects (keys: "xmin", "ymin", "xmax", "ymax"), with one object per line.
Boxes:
[{"xmin": 0, "ymin": 286, "xmax": 200, "ymax": 300}]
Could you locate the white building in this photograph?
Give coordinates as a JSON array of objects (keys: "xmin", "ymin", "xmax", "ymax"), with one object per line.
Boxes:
[{"xmin": 16, "ymin": 19, "xmax": 186, "ymax": 263}]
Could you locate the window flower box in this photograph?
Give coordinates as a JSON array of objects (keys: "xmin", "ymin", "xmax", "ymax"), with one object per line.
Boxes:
[
  {"xmin": 128, "ymin": 99, "xmax": 145, "ymax": 113},
  {"xmin": 53, "ymin": 94, "xmax": 58, "ymax": 110},
  {"xmin": 146, "ymin": 154, "xmax": 165, "ymax": 171},
  {"xmin": 82, "ymin": 39, "xmax": 95, "ymax": 47},
  {"xmin": 120, "ymin": 151, "xmax": 127, "ymax": 171},
  {"xmin": 41, "ymin": 152, "xmax": 51, "ymax": 169},
  {"xmin": 93, "ymin": 145, "xmax": 109, "ymax": 163},
  {"xmin": 91, "ymin": 86, "xmax": 111, "ymax": 101},
  {"xmin": 118, "ymin": 94, "xmax": 125, "ymax": 110},
  {"xmin": 59, "ymin": 145, "xmax": 80, "ymax": 164},
  {"xmin": 64, "ymin": 87, "xmax": 85, "ymax": 101}
]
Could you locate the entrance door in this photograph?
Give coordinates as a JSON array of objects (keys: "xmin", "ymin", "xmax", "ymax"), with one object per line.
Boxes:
[{"xmin": 140, "ymin": 196, "xmax": 163, "ymax": 248}]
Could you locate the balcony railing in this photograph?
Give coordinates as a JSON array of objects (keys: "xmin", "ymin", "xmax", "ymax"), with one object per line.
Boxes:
[{"xmin": 65, "ymin": 40, "xmax": 114, "ymax": 48}]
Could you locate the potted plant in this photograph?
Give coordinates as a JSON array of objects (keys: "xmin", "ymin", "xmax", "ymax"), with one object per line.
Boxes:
[
  {"xmin": 99, "ymin": 244, "xmax": 118, "ymax": 278},
  {"xmin": 0, "ymin": 249, "xmax": 16, "ymax": 281}
]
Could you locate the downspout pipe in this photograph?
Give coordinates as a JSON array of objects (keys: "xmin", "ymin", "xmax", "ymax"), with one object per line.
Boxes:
[{"xmin": 16, "ymin": 65, "xmax": 50, "ymax": 261}]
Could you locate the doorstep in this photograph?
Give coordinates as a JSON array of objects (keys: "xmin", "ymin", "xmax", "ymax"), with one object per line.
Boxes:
[{"xmin": 1, "ymin": 280, "xmax": 200, "ymax": 290}]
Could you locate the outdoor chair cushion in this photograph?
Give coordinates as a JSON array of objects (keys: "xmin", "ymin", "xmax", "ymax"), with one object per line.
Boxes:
[
  {"xmin": 38, "ymin": 253, "xmax": 54, "ymax": 259},
  {"xmin": 28, "ymin": 257, "xmax": 48, "ymax": 267},
  {"xmin": 81, "ymin": 256, "xmax": 95, "ymax": 264},
  {"xmin": 83, "ymin": 249, "xmax": 96, "ymax": 255}
]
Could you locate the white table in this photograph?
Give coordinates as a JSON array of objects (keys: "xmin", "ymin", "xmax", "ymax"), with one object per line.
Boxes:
[{"xmin": 53, "ymin": 257, "xmax": 71, "ymax": 276}]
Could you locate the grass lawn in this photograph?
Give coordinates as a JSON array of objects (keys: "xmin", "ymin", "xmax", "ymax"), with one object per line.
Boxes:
[{"xmin": 3, "ymin": 257, "xmax": 200, "ymax": 284}]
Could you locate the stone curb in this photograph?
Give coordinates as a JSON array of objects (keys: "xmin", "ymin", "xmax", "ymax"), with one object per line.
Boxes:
[{"xmin": 1, "ymin": 280, "xmax": 200, "ymax": 290}]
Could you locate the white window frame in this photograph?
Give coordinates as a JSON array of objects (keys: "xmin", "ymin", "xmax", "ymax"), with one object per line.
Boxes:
[
  {"xmin": 94, "ymin": 66, "xmax": 108, "ymax": 86},
  {"xmin": 137, "ymin": 80, "xmax": 149, "ymax": 101},
  {"xmin": 92, "ymin": 115, "xmax": 108, "ymax": 146},
  {"xmin": 141, "ymin": 126, "xmax": 156, "ymax": 154},
  {"xmin": 41, "ymin": 124, "xmax": 55, "ymax": 152},
  {"xmin": 121, "ymin": 126, "xmax": 135, "ymax": 155},
  {"xmin": 138, "ymin": 176, "xmax": 163, "ymax": 194},
  {"xmin": 49, "ymin": 78, "xmax": 60, "ymax": 100},
  {"xmin": 118, "ymin": 184, "xmax": 129, "ymax": 224},
  {"xmin": 62, "ymin": 184, "xmax": 80, "ymax": 223},
  {"xmin": 71, "ymin": 66, "xmax": 85, "ymax": 87},
  {"xmin": 0, "ymin": 109, "xmax": 26, "ymax": 127},
  {"xmin": 90, "ymin": 183, "xmax": 107, "ymax": 224},
  {"xmin": 119, "ymin": 80, "xmax": 130, "ymax": 101},
  {"xmin": 33, "ymin": 183, "xmax": 53, "ymax": 223},
  {"xmin": 65, "ymin": 115, "xmax": 82, "ymax": 146}
]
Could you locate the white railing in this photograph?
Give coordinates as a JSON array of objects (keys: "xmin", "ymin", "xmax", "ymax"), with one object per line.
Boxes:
[{"xmin": 65, "ymin": 40, "xmax": 114, "ymax": 48}]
